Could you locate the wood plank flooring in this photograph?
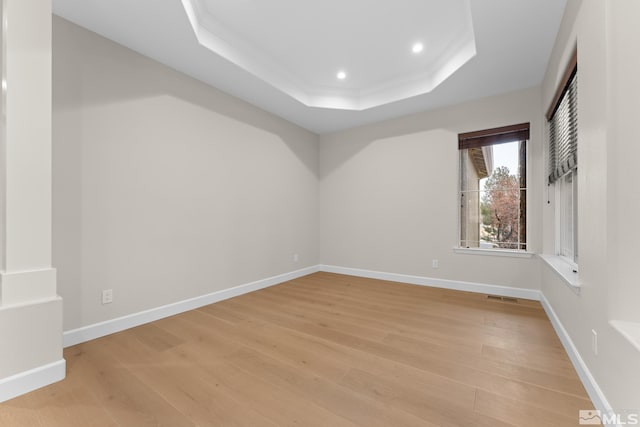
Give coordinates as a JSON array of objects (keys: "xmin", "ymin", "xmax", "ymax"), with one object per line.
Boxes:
[{"xmin": 0, "ymin": 272, "xmax": 596, "ymax": 426}]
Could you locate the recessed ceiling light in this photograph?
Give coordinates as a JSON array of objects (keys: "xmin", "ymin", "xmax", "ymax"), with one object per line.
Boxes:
[
  {"xmin": 412, "ymin": 42, "xmax": 424, "ymax": 54},
  {"xmin": 337, "ymin": 70, "xmax": 347, "ymax": 80}
]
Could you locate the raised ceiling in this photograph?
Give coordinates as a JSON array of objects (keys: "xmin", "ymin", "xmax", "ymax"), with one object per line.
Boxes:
[
  {"xmin": 52, "ymin": 0, "xmax": 567, "ymax": 134},
  {"xmin": 183, "ymin": 0, "xmax": 477, "ymax": 110}
]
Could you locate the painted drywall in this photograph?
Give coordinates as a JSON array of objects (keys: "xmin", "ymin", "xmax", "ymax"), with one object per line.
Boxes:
[
  {"xmin": 540, "ymin": 0, "xmax": 640, "ymax": 412},
  {"xmin": 607, "ymin": 1, "xmax": 640, "ymax": 327},
  {"xmin": 319, "ymin": 87, "xmax": 543, "ymax": 290},
  {"xmin": 52, "ymin": 17, "xmax": 319, "ymax": 331}
]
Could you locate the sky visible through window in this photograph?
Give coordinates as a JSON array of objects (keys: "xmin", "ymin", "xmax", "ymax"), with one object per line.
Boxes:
[{"xmin": 479, "ymin": 141, "xmax": 519, "ymax": 188}]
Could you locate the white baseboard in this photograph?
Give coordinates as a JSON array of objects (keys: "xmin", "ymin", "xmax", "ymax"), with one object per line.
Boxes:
[
  {"xmin": 319, "ymin": 264, "xmax": 541, "ymax": 301},
  {"xmin": 540, "ymin": 294, "xmax": 617, "ymax": 426},
  {"xmin": 63, "ymin": 265, "xmax": 319, "ymax": 348},
  {"xmin": 0, "ymin": 359, "xmax": 66, "ymax": 403}
]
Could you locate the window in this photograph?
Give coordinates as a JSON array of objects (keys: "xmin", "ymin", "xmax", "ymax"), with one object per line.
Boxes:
[
  {"xmin": 458, "ymin": 123, "xmax": 529, "ymax": 251},
  {"xmin": 558, "ymin": 170, "xmax": 577, "ymax": 260},
  {"xmin": 547, "ymin": 55, "xmax": 578, "ymax": 264}
]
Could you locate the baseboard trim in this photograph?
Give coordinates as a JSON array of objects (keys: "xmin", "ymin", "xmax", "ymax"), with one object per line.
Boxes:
[
  {"xmin": 540, "ymin": 294, "xmax": 616, "ymax": 426},
  {"xmin": 0, "ymin": 359, "xmax": 66, "ymax": 403},
  {"xmin": 318, "ymin": 264, "xmax": 541, "ymax": 301},
  {"xmin": 63, "ymin": 265, "xmax": 320, "ymax": 348}
]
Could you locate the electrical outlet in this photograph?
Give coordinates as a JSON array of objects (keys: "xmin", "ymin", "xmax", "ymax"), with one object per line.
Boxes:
[
  {"xmin": 293, "ymin": 253, "xmax": 299, "ymax": 263},
  {"xmin": 102, "ymin": 289, "xmax": 113, "ymax": 305},
  {"xmin": 432, "ymin": 259, "xmax": 439, "ymax": 268},
  {"xmin": 592, "ymin": 329, "xmax": 598, "ymax": 356}
]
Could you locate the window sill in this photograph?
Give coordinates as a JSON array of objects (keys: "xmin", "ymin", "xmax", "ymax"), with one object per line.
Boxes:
[
  {"xmin": 610, "ymin": 320, "xmax": 640, "ymax": 353},
  {"xmin": 453, "ymin": 247, "xmax": 534, "ymax": 259},
  {"xmin": 539, "ymin": 254, "xmax": 580, "ymax": 294}
]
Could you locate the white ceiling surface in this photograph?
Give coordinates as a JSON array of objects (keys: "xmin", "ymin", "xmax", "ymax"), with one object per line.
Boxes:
[
  {"xmin": 184, "ymin": 0, "xmax": 477, "ymax": 110},
  {"xmin": 52, "ymin": 0, "xmax": 567, "ymax": 134}
]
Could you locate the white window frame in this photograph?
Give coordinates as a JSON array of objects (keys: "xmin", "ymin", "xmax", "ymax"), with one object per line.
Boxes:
[
  {"xmin": 554, "ymin": 168, "xmax": 578, "ymax": 266},
  {"xmin": 542, "ymin": 51, "xmax": 579, "ymax": 289},
  {"xmin": 456, "ymin": 123, "xmax": 531, "ymax": 255}
]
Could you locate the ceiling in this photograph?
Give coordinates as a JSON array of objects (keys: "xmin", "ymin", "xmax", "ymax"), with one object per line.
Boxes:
[
  {"xmin": 52, "ymin": 0, "xmax": 567, "ymax": 134},
  {"xmin": 183, "ymin": 0, "xmax": 477, "ymax": 110}
]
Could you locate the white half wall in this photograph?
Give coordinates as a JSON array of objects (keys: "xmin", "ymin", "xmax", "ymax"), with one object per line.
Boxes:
[
  {"xmin": 0, "ymin": 0, "xmax": 64, "ymax": 399},
  {"xmin": 52, "ymin": 17, "xmax": 319, "ymax": 332}
]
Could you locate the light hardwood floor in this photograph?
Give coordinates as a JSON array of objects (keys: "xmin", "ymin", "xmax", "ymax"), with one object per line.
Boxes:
[{"xmin": 0, "ymin": 272, "xmax": 596, "ymax": 426}]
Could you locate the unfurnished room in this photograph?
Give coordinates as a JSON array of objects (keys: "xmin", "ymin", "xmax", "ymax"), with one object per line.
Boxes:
[{"xmin": 0, "ymin": 0, "xmax": 639, "ymax": 426}]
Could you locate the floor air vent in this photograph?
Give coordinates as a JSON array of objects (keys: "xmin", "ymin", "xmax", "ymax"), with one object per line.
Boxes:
[{"xmin": 487, "ymin": 295, "xmax": 519, "ymax": 303}]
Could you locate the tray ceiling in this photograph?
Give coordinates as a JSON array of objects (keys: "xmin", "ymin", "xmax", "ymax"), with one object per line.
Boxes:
[{"xmin": 183, "ymin": 0, "xmax": 476, "ymax": 110}]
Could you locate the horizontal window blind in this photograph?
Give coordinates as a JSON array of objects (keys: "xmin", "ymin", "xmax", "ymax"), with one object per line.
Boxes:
[{"xmin": 548, "ymin": 68, "xmax": 577, "ymax": 184}]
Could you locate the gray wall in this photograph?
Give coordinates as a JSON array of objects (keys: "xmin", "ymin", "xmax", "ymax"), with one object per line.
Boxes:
[
  {"xmin": 319, "ymin": 87, "xmax": 543, "ymax": 290},
  {"xmin": 53, "ymin": 17, "xmax": 319, "ymax": 331},
  {"xmin": 540, "ymin": 0, "xmax": 640, "ymax": 412}
]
